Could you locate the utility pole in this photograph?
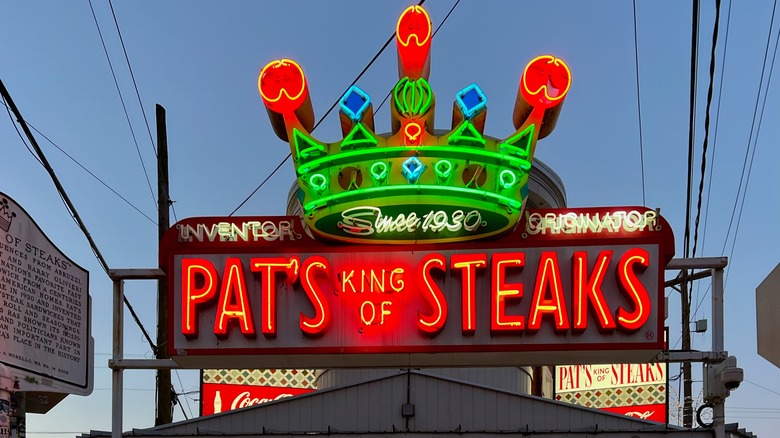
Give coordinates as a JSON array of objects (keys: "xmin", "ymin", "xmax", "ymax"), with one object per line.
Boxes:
[
  {"xmin": 681, "ymin": 270, "xmax": 692, "ymax": 428},
  {"xmin": 155, "ymin": 104, "xmax": 173, "ymax": 425}
]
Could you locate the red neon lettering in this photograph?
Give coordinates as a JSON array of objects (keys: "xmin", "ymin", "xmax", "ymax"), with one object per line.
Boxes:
[
  {"xmin": 491, "ymin": 252, "xmax": 525, "ymax": 333},
  {"xmin": 300, "ymin": 256, "xmax": 331, "ymax": 336},
  {"xmin": 417, "ymin": 253, "xmax": 447, "ymax": 336},
  {"xmin": 528, "ymin": 252, "xmax": 570, "ymax": 332},
  {"xmin": 181, "ymin": 258, "xmax": 218, "ymax": 337},
  {"xmin": 572, "ymin": 251, "xmax": 616, "ymax": 332},
  {"xmin": 451, "ymin": 253, "xmax": 487, "ymax": 335},
  {"xmin": 214, "ymin": 258, "xmax": 255, "ymax": 337},
  {"xmin": 250, "ymin": 257, "xmax": 300, "ymax": 337},
  {"xmin": 616, "ymin": 248, "xmax": 651, "ymax": 332}
]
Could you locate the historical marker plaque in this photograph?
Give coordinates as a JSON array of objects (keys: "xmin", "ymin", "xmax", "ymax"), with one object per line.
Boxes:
[{"xmin": 0, "ymin": 192, "xmax": 90, "ymax": 389}]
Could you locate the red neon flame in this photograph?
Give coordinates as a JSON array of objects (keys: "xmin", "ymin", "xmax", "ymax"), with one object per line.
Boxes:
[
  {"xmin": 404, "ymin": 122, "xmax": 423, "ymax": 145},
  {"xmin": 258, "ymin": 59, "xmax": 308, "ymax": 114},
  {"xmin": 396, "ymin": 5, "xmax": 432, "ymax": 78},
  {"xmin": 616, "ymin": 248, "xmax": 651, "ymax": 331},
  {"xmin": 520, "ymin": 55, "xmax": 572, "ymax": 109}
]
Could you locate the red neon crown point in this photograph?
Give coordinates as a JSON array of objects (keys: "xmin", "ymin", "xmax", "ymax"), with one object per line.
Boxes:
[
  {"xmin": 520, "ymin": 55, "xmax": 572, "ymax": 109},
  {"xmin": 396, "ymin": 5, "xmax": 432, "ymax": 79},
  {"xmin": 258, "ymin": 59, "xmax": 309, "ymax": 114}
]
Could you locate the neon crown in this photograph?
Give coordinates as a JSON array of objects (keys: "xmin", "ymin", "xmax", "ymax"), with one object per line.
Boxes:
[{"xmin": 259, "ymin": 5, "xmax": 571, "ymax": 244}]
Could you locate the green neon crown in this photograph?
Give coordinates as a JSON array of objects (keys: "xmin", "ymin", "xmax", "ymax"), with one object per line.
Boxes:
[{"xmin": 259, "ymin": 51, "xmax": 570, "ymax": 244}]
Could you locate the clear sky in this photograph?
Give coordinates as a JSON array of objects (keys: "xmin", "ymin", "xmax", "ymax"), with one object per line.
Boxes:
[{"xmin": 1, "ymin": 1, "xmax": 778, "ymax": 436}]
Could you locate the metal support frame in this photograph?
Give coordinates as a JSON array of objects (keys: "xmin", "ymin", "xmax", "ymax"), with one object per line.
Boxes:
[
  {"xmin": 110, "ymin": 269, "xmax": 171, "ymax": 438},
  {"xmin": 106, "ymin": 258, "xmax": 732, "ymax": 437},
  {"xmin": 664, "ymin": 257, "xmax": 729, "ymax": 438}
]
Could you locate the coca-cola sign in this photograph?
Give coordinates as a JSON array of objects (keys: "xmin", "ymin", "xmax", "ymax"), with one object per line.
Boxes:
[{"xmin": 200, "ymin": 382, "xmax": 314, "ymax": 416}]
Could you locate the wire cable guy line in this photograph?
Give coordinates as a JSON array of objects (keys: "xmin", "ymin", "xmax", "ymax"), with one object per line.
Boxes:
[
  {"xmin": 88, "ymin": 0, "xmax": 157, "ymax": 209},
  {"xmin": 725, "ymin": 17, "xmax": 779, "ymax": 283},
  {"xmin": 720, "ymin": 0, "xmax": 778, "ymax": 259},
  {"xmin": 0, "ymin": 100, "xmax": 157, "ymax": 225},
  {"xmin": 699, "ymin": 0, "xmax": 733, "ymax": 259},
  {"xmin": 108, "ymin": 0, "xmax": 158, "ymax": 158},
  {"xmin": 229, "ymin": 0, "xmax": 438, "ymax": 216},
  {"xmin": 631, "ymin": 0, "xmax": 647, "ymax": 206},
  {"xmin": 684, "ymin": 0, "xmax": 700, "ymax": 261},
  {"xmin": 0, "ymin": 78, "xmax": 159, "ymax": 355},
  {"xmin": 691, "ymin": 0, "xmax": 722, "ymax": 259},
  {"xmin": 375, "ymin": 0, "xmax": 461, "ymax": 117}
]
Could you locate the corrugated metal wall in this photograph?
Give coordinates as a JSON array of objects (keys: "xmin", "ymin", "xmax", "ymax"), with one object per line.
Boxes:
[
  {"xmin": 316, "ymin": 367, "xmax": 532, "ymax": 394},
  {"xmin": 143, "ymin": 371, "xmax": 689, "ymax": 436}
]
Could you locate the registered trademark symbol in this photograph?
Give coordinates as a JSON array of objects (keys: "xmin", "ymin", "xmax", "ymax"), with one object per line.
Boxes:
[{"xmin": 644, "ymin": 330, "xmax": 655, "ymax": 340}]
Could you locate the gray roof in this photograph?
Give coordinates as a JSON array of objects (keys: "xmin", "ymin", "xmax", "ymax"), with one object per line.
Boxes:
[{"xmin": 82, "ymin": 370, "xmax": 714, "ymax": 438}]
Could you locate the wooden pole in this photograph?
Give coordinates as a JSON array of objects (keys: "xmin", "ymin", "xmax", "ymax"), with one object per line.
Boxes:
[{"xmin": 155, "ymin": 104, "xmax": 173, "ymax": 425}]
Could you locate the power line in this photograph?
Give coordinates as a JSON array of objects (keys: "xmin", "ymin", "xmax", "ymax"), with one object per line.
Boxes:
[
  {"xmin": 725, "ymin": 15, "xmax": 779, "ymax": 278},
  {"xmin": 684, "ymin": 0, "xmax": 700, "ymax": 260},
  {"xmin": 744, "ymin": 379, "xmax": 780, "ymax": 397},
  {"xmin": 87, "ymin": 0, "xmax": 157, "ymax": 209},
  {"xmin": 720, "ymin": 0, "xmax": 778, "ymax": 258},
  {"xmin": 377, "ymin": 0, "xmax": 461, "ymax": 117},
  {"xmin": 174, "ymin": 369, "xmax": 194, "ymax": 419},
  {"xmin": 631, "ymin": 0, "xmax": 647, "ymax": 206},
  {"xmin": 691, "ymin": 0, "xmax": 721, "ymax": 259},
  {"xmin": 0, "ymin": 79, "xmax": 159, "ymax": 357},
  {"xmin": 108, "ymin": 0, "xmax": 157, "ymax": 157},
  {"xmin": 2, "ymin": 96, "xmax": 43, "ymax": 166},
  {"xmin": 107, "ymin": 0, "xmax": 182, "ymax": 226},
  {"xmin": 699, "ymin": 0, "xmax": 733, "ymax": 257},
  {"xmin": 230, "ymin": 0, "xmax": 432, "ymax": 216},
  {"xmin": 1, "ymin": 99, "xmax": 157, "ymax": 225}
]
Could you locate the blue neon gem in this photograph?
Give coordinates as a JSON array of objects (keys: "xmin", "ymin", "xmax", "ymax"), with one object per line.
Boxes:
[
  {"xmin": 455, "ymin": 83, "xmax": 487, "ymax": 119},
  {"xmin": 340, "ymin": 85, "xmax": 371, "ymax": 122},
  {"xmin": 402, "ymin": 157, "xmax": 426, "ymax": 184}
]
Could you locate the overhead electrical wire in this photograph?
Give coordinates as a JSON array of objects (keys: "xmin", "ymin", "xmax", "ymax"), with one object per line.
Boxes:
[
  {"xmin": 376, "ymin": 0, "xmax": 461, "ymax": 115},
  {"xmin": 88, "ymin": 0, "xmax": 157, "ymax": 209},
  {"xmin": 691, "ymin": 0, "xmax": 721, "ymax": 259},
  {"xmin": 0, "ymin": 79, "xmax": 158, "ymax": 356},
  {"xmin": 108, "ymin": 0, "xmax": 180, "ymax": 225},
  {"xmin": 107, "ymin": 0, "xmax": 158, "ymax": 157},
  {"xmin": 725, "ymin": 16, "xmax": 779, "ymax": 276},
  {"xmin": 230, "ymin": 0, "xmax": 444, "ymax": 216},
  {"xmin": 2, "ymin": 96, "xmax": 43, "ymax": 166},
  {"xmin": 684, "ymin": 0, "xmax": 700, "ymax": 261},
  {"xmin": 699, "ymin": 0, "xmax": 733, "ymax": 257},
  {"xmin": 692, "ymin": 0, "xmax": 776, "ymax": 328},
  {"xmin": 631, "ymin": 0, "xmax": 647, "ymax": 206},
  {"xmin": 720, "ymin": 0, "xmax": 777, "ymax": 258},
  {"xmin": 1, "ymin": 99, "xmax": 156, "ymax": 225}
]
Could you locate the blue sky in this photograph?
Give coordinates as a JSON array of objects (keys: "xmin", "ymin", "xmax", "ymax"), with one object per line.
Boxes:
[{"xmin": 1, "ymin": 1, "xmax": 778, "ymax": 436}]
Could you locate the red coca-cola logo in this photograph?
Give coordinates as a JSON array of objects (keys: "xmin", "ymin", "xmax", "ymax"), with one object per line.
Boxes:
[
  {"xmin": 231, "ymin": 391, "xmax": 295, "ymax": 409},
  {"xmin": 201, "ymin": 382, "xmax": 314, "ymax": 416}
]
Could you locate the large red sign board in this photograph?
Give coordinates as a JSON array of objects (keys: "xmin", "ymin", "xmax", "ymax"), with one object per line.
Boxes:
[{"xmin": 160, "ymin": 207, "xmax": 674, "ymax": 369}]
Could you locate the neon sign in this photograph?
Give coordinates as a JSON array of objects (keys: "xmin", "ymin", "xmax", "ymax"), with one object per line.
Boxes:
[
  {"xmin": 162, "ymin": 207, "xmax": 675, "ymax": 369},
  {"xmin": 258, "ymin": 5, "xmax": 571, "ymax": 244}
]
